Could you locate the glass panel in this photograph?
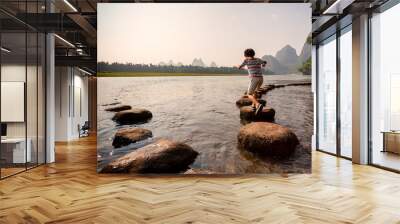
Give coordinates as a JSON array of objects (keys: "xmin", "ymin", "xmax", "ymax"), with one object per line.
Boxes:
[
  {"xmin": 317, "ymin": 35, "xmax": 337, "ymax": 154},
  {"xmin": 371, "ymin": 3, "xmax": 400, "ymax": 171},
  {"xmin": 339, "ymin": 27, "xmax": 352, "ymax": 158},
  {"xmin": 38, "ymin": 33, "xmax": 45, "ymax": 165},
  {"xmin": 26, "ymin": 0, "xmax": 38, "ymax": 169},
  {"xmin": 27, "ymin": 31, "xmax": 38, "ymax": 169},
  {"xmin": 1, "ymin": 31, "xmax": 28, "ymax": 177},
  {"xmin": 0, "ymin": 1, "xmax": 46, "ymax": 178}
]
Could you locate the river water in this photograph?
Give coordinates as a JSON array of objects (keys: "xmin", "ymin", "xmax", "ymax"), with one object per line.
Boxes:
[{"xmin": 97, "ymin": 74, "xmax": 313, "ymax": 174}]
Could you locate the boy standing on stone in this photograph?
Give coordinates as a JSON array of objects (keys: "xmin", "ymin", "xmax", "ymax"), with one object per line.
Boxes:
[{"xmin": 237, "ymin": 48, "xmax": 267, "ymax": 115}]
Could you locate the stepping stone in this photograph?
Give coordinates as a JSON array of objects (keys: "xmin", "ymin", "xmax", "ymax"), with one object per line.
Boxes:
[
  {"xmin": 102, "ymin": 102, "xmax": 121, "ymax": 106},
  {"xmin": 273, "ymin": 84, "xmax": 285, "ymax": 88},
  {"xmin": 263, "ymin": 84, "xmax": 275, "ymax": 91},
  {"xmin": 112, "ymin": 109, "xmax": 152, "ymax": 125},
  {"xmin": 254, "ymin": 92, "xmax": 262, "ymax": 99},
  {"xmin": 239, "ymin": 106, "xmax": 275, "ymax": 121},
  {"xmin": 257, "ymin": 88, "xmax": 268, "ymax": 94},
  {"xmin": 112, "ymin": 128, "xmax": 152, "ymax": 148},
  {"xmin": 237, "ymin": 122, "xmax": 299, "ymax": 158},
  {"xmin": 105, "ymin": 105, "xmax": 132, "ymax": 112},
  {"xmin": 243, "ymin": 92, "xmax": 262, "ymax": 99},
  {"xmin": 101, "ymin": 139, "xmax": 199, "ymax": 173},
  {"xmin": 286, "ymin": 82, "xmax": 311, "ymax": 86},
  {"xmin": 236, "ymin": 97, "xmax": 266, "ymax": 107}
]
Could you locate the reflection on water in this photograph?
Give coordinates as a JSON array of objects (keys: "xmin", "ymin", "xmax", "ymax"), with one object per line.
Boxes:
[{"xmin": 97, "ymin": 74, "xmax": 313, "ymax": 174}]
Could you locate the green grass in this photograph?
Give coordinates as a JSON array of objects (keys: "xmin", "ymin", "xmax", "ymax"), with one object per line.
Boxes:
[{"xmin": 97, "ymin": 72, "xmax": 242, "ymax": 77}]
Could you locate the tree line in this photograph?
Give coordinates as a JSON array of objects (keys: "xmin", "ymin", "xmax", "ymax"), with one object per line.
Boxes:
[{"xmin": 98, "ymin": 62, "xmax": 252, "ymax": 74}]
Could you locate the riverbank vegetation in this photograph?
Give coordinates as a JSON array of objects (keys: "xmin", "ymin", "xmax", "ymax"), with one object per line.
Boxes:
[{"xmin": 97, "ymin": 72, "xmax": 244, "ymax": 77}]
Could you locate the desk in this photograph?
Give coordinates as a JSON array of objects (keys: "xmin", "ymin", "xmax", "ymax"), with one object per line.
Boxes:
[
  {"xmin": 1, "ymin": 138, "xmax": 31, "ymax": 163},
  {"xmin": 382, "ymin": 131, "xmax": 400, "ymax": 154}
]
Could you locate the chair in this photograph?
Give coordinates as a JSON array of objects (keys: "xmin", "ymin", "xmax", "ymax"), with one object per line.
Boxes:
[{"xmin": 78, "ymin": 121, "xmax": 90, "ymax": 138}]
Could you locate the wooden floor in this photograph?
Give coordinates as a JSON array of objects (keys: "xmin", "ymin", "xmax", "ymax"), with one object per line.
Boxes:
[
  {"xmin": 1, "ymin": 167, "xmax": 26, "ymax": 178},
  {"xmin": 372, "ymin": 150, "xmax": 400, "ymax": 171},
  {"xmin": 1, "ymin": 136, "xmax": 400, "ymax": 224}
]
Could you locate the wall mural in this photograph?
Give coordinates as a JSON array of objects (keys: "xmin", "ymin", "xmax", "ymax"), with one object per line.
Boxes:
[{"xmin": 97, "ymin": 3, "xmax": 313, "ymax": 174}]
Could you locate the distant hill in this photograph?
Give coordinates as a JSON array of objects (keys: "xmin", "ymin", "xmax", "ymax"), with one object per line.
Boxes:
[
  {"xmin": 167, "ymin": 60, "xmax": 175, "ymax": 66},
  {"xmin": 298, "ymin": 35, "xmax": 312, "ymax": 75},
  {"xmin": 299, "ymin": 38, "xmax": 311, "ymax": 63},
  {"xmin": 275, "ymin": 45, "xmax": 300, "ymax": 66},
  {"xmin": 192, "ymin": 58, "xmax": 205, "ymax": 67},
  {"xmin": 261, "ymin": 55, "xmax": 289, "ymax": 74},
  {"xmin": 261, "ymin": 39, "xmax": 311, "ymax": 75}
]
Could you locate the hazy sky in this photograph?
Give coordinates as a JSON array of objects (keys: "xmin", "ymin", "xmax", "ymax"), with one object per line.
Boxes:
[{"xmin": 98, "ymin": 3, "xmax": 311, "ymax": 67}]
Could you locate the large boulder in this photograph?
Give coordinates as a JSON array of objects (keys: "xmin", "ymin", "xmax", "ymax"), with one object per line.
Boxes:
[
  {"xmin": 240, "ymin": 106, "xmax": 275, "ymax": 121},
  {"xmin": 101, "ymin": 139, "xmax": 199, "ymax": 173},
  {"xmin": 105, "ymin": 105, "xmax": 132, "ymax": 112},
  {"xmin": 236, "ymin": 97, "xmax": 266, "ymax": 107},
  {"xmin": 112, "ymin": 109, "xmax": 152, "ymax": 125},
  {"xmin": 237, "ymin": 122, "xmax": 299, "ymax": 158},
  {"xmin": 112, "ymin": 128, "xmax": 153, "ymax": 148}
]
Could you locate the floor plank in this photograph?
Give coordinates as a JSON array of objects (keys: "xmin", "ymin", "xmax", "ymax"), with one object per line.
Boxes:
[{"xmin": 0, "ymin": 136, "xmax": 400, "ymax": 223}]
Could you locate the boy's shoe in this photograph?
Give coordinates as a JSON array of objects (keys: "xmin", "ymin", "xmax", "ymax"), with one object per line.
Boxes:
[{"xmin": 255, "ymin": 104, "xmax": 264, "ymax": 116}]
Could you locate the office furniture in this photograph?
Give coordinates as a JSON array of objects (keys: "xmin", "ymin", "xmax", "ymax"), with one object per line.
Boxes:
[
  {"xmin": 78, "ymin": 121, "xmax": 90, "ymax": 138},
  {"xmin": 0, "ymin": 138, "xmax": 32, "ymax": 164},
  {"xmin": 382, "ymin": 131, "xmax": 400, "ymax": 154}
]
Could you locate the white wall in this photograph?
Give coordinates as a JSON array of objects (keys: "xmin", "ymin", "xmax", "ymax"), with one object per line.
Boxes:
[
  {"xmin": 72, "ymin": 72, "xmax": 89, "ymax": 138},
  {"xmin": 55, "ymin": 66, "xmax": 70, "ymax": 141},
  {"xmin": 54, "ymin": 67, "xmax": 89, "ymax": 141},
  {"xmin": 1, "ymin": 65, "xmax": 33, "ymax": 138}
]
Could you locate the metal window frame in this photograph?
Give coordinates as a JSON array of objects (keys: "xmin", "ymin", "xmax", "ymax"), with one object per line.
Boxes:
[{"xmin": 315, "ymin": 21, "xmax": 353, "ymax": 161}]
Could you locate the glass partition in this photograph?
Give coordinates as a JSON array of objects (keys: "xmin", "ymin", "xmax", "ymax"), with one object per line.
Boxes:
[
  {"xmin": 37, "ymin": 32, "xmax": 46, "ymax": 165},
  {"xmin": 370, "ymin": 3, "xmax": 400, "ymax": 171},
  {"xmin": 27, "ymin": 31, "xmax": 38, "ymax": 169},
  {"xmin": 0, "ymin": 3, "xmax": 46, "ymax": 179},
  {"xmin": 317, "ymin": 35, "xmax": 337, "ymax": 154},
  {"xmin": 1, "ymin": 31, "xmax": 28, "ymax": 177},
  {"xmin": 339, "ymin": 26, "xmax": 352, "ymax": 158}
]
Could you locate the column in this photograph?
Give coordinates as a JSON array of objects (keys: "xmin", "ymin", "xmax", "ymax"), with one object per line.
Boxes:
[{"xmin": 352, "ymin": 14, "xmax": 369, "ymax": 164}]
